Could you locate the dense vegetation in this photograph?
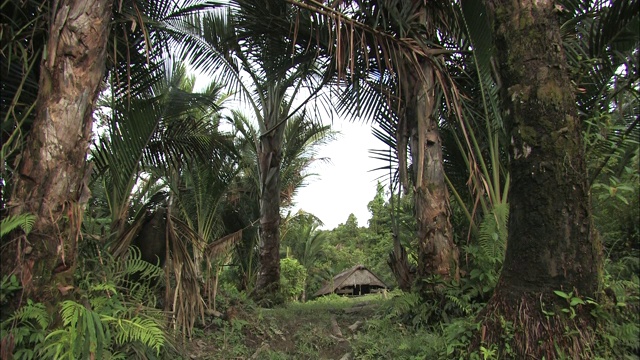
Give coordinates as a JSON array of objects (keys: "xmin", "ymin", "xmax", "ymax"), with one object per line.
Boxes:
[{"xmin": 1, "ymin": 0, "xmax": 638, "ymax": 359}]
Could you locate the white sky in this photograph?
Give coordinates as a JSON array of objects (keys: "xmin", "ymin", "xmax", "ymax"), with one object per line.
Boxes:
[
  {"xmin": 290, "ymin": 120, "xmax": 385, "ymax": 230},
  {"xmin": 191, "ymin": 69, "xmax": 386, "ymax": 231}
]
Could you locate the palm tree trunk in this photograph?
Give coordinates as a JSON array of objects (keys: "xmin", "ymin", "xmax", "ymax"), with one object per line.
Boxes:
[
  {"xmin": 388, "ymin": 235, "xmax": 415, "ymax": 291},
  {"xmin": 255, "ymin": 126, "xmax": 286, "ymax": 299},
  {"xmin": 473, "ymin": 2, "xmax": 602, "ymax": 358},
  {"xmin": 2, "ymin": 0, "xmax": 112, "ymax": 304},
  {"xmin": 408, "ymin": 62, "xmax": 460, "ymax": 286}
]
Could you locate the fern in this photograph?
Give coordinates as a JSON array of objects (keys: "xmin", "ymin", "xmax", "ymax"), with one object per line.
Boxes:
[
  {"xmin": 0, "ymin": 213, "xmax": 36, "ymax": 237},
  {"xmin": 0, "ymin": 300, "xmax": 50, "ymax": 359},
  {"xmin": 2, "ymin": 299, "xmax": 50, "ymax": 330},
  {"xmin": 121, "ymin": 246, "xmax": 165, "ymax": 280},
  {"xmin": 33, "ymin": 224, "xmax": 170, "ymax": 359},
  {"xmin": 611, "ymin": 321, "xmax": 640, "ymax": 350},
  {"xmin": 445, "ymin": 293, "xmax": 472, "ymax": 316},
  {"xmin": 39, "ymin": 329, "xmax": 75, "ymax": 360},
  {"xmin": 464, "ymin": 203, "xmax": 510, "ymax": 298},
  {"xmin": 91, "ymin": 282, "xmax": 118, "ymax": 294},
  {"xmin": 477, "ymin": 203, "xmax": 509, "ymax": 263},
  {"xmin": 385, "ymin": 292, "xmax": 422, "ymax": 319},
  {"xmin": 103, "ymin": 315, "xmax": 165, "ymax": 355},
  {"xmin": 108, "ymin": 246, "xmax": 164, "ymax": 306},
  {"xmin": 41, "ymin": 298, "xmax": 166, "ymax": 358},
  {"xmin": 51, "ymin": 300, "xmax": 110, "ymax": 359}
]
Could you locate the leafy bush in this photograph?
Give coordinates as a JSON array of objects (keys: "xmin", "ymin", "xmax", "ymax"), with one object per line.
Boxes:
[
  {"xmin": 280, "ymin": 258, "xmax": 307, "ymax": 302},
  {"xmin": 593, "ymin": 257, "xmax": 640, "ymax": 358}
]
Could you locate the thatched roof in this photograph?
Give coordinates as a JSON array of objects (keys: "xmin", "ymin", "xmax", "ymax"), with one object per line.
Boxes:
[{"xmin": 314, "ymin": 264, "xmax": 387, "ymax": 297}]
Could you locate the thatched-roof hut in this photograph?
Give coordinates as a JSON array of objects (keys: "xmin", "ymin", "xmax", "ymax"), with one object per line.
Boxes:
[{"xmin": 314, "ymin": 264, "xmax": 387, "ymax": 297}]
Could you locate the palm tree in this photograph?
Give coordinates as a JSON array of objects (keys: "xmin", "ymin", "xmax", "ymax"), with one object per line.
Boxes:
[
  {"xmin": 394, "ymin": 2, "xmax": 462, "ymax": 287},
  {"xmin": 178, "ymin": 0, "xmax": 469, "ymax": 295},
  {"xmin": 223, "ymin": 109, "xmax": 334, "ymax": 297},
  {"xmin": 90, "ymin": 60, "xmax": 238, "ymax": 336},
  {"xmin": 469, "ymin": 1, "xmax": 638, "ymax": 357},
  {"xmin": 323, "ymin": 1, "xmax": 465, "ymax": 289},
  {"xmin": 0, "ymin": 0, "xmax": 226, "ymax": 307},
  {"xmin": 178, "ymin": 0, "xmax": 334, "ymax": 301}
]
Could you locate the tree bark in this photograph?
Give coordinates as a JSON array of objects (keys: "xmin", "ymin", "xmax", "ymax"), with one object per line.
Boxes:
[
  {"xmin": 2, "ymin": 0, "xmax": 112, "ymax": 304},
  {"xmin": 473, "ymin": 1, "xmax": 602, "ymax": 358},
  {"xmin": 254, "ymin": 125, "xmax": 286, "ymax": 301},
  {"xmin": 407, "ymin": 62, "xmax": 460, "ymax": 287},
  {"xmin": 388, "ymin": 235, "xmax": 415, "ymax": 291}
]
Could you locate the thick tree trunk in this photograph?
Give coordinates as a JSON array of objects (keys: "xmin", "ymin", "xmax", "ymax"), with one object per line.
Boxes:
[
  {"xmin": 408, "ymin": 62, "xmax": 460, "ymax": 287},
  {"xmin": 254, "ymin": 126, "xmax": 285, "ymax": 301},
  {"xmin": 473, "ymin": 1, "xmax": 602, "ymax": 358},
  {"xmin": 2, "ymin": 0, "xmax": 112, "ymax": 304}
]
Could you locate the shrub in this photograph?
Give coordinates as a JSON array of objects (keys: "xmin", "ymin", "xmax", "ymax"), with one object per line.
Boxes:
[{"xmin": 280, "ymin": 258, "xmax": 307, "ymax": 302}]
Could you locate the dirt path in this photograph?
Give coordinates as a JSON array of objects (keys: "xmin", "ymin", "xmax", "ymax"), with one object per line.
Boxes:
[{"xmin": 189, "ymin": 296, "xmax": 385, "ymax": 359}]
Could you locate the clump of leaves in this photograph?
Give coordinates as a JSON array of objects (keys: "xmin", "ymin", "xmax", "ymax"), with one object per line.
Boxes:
[
  {"xmin": 40, "ymin": 288, "xmax": 166, "ymax": 359},
  {"xmin": 0, "ymin": 275, "xmax": 21, "ymax": 307},
  {"xmin": 0, "ymin": 213, "xmax": 36, "ymax": 237},
  {"xmin": 592, "ymin": 257, "xmax": 640, "ymax": 358},
  {"xmin": 0, "ymin": 299, "xmax": 50, "ymax": 360},
  {"xmin": 1, "ymin": 247, "xmax": 172, "ymax": 359},
  {"xmin": 280, "ymin": 258, "xmax": 307, "ymax": 303},
  {"xmin": 461, "ymin": 203, "xmax": 508, "ymax": 301}
]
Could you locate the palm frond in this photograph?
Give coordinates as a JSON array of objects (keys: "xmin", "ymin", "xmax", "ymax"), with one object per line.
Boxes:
[
  {"xmin": 205, "ymin": 229, "xmax": 244, "ymax": 260},
  {"xmin": 560, "ymin": 0, "xmax": 640, "ymax": 115},
  {"xmin": 165, "ymin": 210, "xmax": 206, "ymax": 338},
  {"xmin": 0, "ymin": 0, "xmax": 47, "ymax": 191}
]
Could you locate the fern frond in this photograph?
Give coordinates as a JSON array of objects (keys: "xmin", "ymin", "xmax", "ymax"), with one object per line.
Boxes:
[
  {"xmin": 0, "ymin": 213, "xmax": 36, "ymax": 237},
  {"xmin": 56, "ymin": 300, "xmax": 110, "ymax": 359},
  {"xmin": 445, "ymin": 294, "xmax": 472, "ymax": 315},
  {"xmin": 41, "ymin": 329, "xmax": 74, "ymax": 360},
  {"xmin": 103, "ymin": 315, "xmax": 165, "ymax": 355},
  {"xmin": 612, "ymin": 321, "xmax": 640, "ymax": 349},
  {"xmin": 90, "ymin": 283, "xmax": 118, "ymax": 294},
  {"xmin": 122, "ymin": 247, "xmax": 164, "ymax": 279},
  {"xmin": 477, "ymin": 203, "xmax": 509, "ymax": 262},
  {"xmin": 4, "ymin": 299, "xmax": 50, "ymax": 330},
  {"xmin": 386, "ymin": 292, "xmax": 422, "ymax": 318},
  {"xmin": 59, "ymin": 300, "xmax": 82, "ymax": 329}
]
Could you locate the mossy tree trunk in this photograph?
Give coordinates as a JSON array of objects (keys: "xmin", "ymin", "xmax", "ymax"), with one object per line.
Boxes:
[
  {"xmin": 473, "ymin": 1, "xmax": 602, "ymax": 358},
  {"xmin": 2, "ymin": 0, "xmax": 112, "ymax": 305},
  {"xmin": 408, "ymin": 61, "xmax": 460, "ymax": 287}
]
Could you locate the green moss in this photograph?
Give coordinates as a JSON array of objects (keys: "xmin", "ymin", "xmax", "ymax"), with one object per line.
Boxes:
[
  {"xmin": 519, "ymin": 125, "xmax": 538, "ymax": 145},
  {"xmin": 507, "ymin": 50, "xmax": 526, "ymax": 80},
  {"xmin": 508, "ymin": 84, "xmax": 531, "ymax": 103},
  {"xmin": 536, "ymin": 81, "xmax": 564, "ymax": 105},
  {"xmin": 494, "ymin": 6, "xmax": 508, "ymax": 22},
  {"xmin": 519, "ymin": 12, "xmax": 534, "ymax": 30}
]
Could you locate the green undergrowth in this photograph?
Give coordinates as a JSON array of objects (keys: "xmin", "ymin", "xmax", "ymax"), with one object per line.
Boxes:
[
  {"xmin": 190, "ymin": 260, "xmax": 639, "ymax": 360},
  {"xmin": 189, "ymin": 288, "xmax": 483, "ymax": 359},
  {"xmin": 189, "ymin": 292, "xmax": 393, "ymax": 359}
]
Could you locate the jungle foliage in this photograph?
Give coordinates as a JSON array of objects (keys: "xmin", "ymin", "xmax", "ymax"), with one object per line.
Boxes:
[{"xmin": 0, "ymin": 0, "xmax": 637, "ymax": 359}]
